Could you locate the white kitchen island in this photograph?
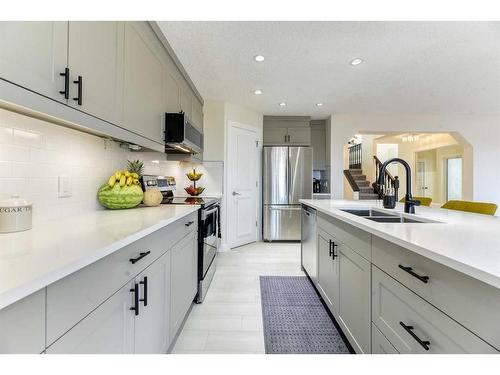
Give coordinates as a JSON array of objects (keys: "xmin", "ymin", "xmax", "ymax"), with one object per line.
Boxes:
[{"xmin": 300, "ymin": 199, "xmax": 500, "ymax": 354}]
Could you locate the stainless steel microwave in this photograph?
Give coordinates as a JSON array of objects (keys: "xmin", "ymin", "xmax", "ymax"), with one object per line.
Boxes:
[{"xmin": 164, "ymin": 112, "xmax": 203, "ymax": 154}]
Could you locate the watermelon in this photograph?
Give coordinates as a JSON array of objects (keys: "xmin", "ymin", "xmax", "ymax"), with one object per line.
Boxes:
[{"xmin": 97, "ymin": 183, "xmax": 144, "ymax": 209}]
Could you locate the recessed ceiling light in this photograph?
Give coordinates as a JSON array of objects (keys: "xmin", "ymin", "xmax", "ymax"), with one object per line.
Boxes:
[
  {"xmin": 316, "ymin": 103, "xmax": 324, "ymax": 107},
  {"xmin": 279, "ymin": 102, "xmax": 287, "ymax": 107},
  {"xmin": 254, "ymin": 89, "xmax": 263, "ymax": 95},
  {"xmin": 254, "ymin": 55, "xmax": 265, "ymax": 62},
  {"xmin": 350, "ymin": 58, "xmax": 364, "ymax": 66}
]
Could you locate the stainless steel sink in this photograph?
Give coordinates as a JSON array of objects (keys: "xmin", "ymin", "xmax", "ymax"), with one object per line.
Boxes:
[{"xmin": 339, "ymin": 208, "xmax": 439, "ymax": 224}]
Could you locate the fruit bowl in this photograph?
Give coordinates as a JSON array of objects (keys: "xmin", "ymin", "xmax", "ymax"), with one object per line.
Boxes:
[
  {"xmin": 186, "ymin": 171, "xmax": 203, "ymax": 181},
  {"xmin": 184, "ymin": 186, "xmax": 205, "ymax": 196}
]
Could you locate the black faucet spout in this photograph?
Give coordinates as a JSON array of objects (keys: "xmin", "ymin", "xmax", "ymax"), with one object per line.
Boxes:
[{"xmin": 377, "ymin": 158, "xmax": 420, "ymax": 214}]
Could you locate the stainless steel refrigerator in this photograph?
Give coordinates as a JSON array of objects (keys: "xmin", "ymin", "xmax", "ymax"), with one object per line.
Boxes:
[{"xmin": 263, "ymin": 146, "xmax": 313, "ymax": 241}]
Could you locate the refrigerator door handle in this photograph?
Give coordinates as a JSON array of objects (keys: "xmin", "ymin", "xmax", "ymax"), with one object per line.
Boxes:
[{"xmin": 268, "ymin": 206, "xmax": 302, "ymax": 210}]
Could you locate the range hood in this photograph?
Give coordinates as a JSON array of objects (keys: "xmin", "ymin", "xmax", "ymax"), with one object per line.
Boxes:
[{"xmin": 164, "ymin": 112, "xmax": 203, "ymax": 154}]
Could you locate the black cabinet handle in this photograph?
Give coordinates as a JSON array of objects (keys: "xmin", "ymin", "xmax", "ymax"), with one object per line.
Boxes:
[
  {"xmin": 73, "ymin": 75, "xmax": 82, "ymax": 105},
  {"xmin": 329, "ymin": 240, "xmax": 334, "ymax": 257},
  {"xmin": 185, "ymin": 221, "xmax": 194, "ymax": 227},
  {"xmin": 130, "ymin": 283, "xmax": 139, "ymax": 316},
  {"xmin": 140, "ymin": 276, "xmax": 148, "ymax": 307},
  {"xmin": 398, "ymin": 265, "xmax": 429, "ymax": 283},
  {"xmin": 59, "ymin": 68, "xmax": 69, "ymax": 99},
  {"xmin": 129, "ymin": 251, "xmax": 151, "ymax": 264},
  {"xmin": 399, "ymin": 322, "xmax": 431, "ymax": 350},
  {"xmin": 328, "ymin": 240, "xmax": 338, "ymax": 259}
]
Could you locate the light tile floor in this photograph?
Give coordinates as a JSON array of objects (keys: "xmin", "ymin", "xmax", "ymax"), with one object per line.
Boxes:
[{"xmin": 172, "ymin": 241, "xmax": 304, "ymax": 354}]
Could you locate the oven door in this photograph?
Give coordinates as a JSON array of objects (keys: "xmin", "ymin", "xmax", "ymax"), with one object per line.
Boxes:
[{"xmin": 201, "ymin": 204, "xmax": 220, "ymax": 278}]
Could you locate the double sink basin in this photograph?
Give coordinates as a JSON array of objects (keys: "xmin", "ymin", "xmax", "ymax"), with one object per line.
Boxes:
[{"xmin": 340, "ymin": 208, "xmax": 440, "ymax": 224}]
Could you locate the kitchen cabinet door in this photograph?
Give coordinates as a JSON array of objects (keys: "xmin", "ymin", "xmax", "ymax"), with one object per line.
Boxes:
[
  {"xmin": 316, "ymin": 228, "xmax": 339, "ymax": 317},
  {"xmin": 180, "ymin": 86, "xmax": 192, "ymax": 120},
  {"xmin": 68, "ymin": 21, "xmax": 124, "ymax": 124},
  {"xmin": 311, "ymin": 127, "xmax": 326, "ymax": 170},
  {"xmin": 287, "ymin": 127, "xmax": 311, "ymax": 146},
  {"xmin": 134, "ymin": 251, "xmax": 171, "ymax": 354},
  {"xmin": 165, "ymin": 71, "xmax": 181, "ymax": 113},
  {"xmin": 170, "ymin": 232, "xmax": 198, "ymax": 337},
  {"xmin": 263, "ymin": 127, "xmax": 288, "ymax": 145},
  {"xmin": 46, "ymin": 282, "xmax": 135, "ymax": 354},
  {"xmin": 337, "ymin": 243, "xmax": 371, "ymax": 353},
  {"xmin": 0, "ymin": 21, "xmax": 68, "ymax": 102},
  {"xmin": 191, "ymin": 95, "xmax": 203, "ymax": 131},
  {"xmin": 123, "ymin": 22, "xmax": 165, "ymax": 144},
  {"xmin": 0, "ymin": 289, "xmax": 46, "ymax": 354}
]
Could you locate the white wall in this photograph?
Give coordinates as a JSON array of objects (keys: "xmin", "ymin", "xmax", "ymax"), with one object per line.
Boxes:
[{"xmin": 330, "ymin": 113, "xmax": 499, "ymax": 207}]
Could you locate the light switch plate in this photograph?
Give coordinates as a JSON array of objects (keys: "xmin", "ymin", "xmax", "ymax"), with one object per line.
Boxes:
[{"xmin": 58, "ymin": 175, "xmax": 72, "ymax": 198}]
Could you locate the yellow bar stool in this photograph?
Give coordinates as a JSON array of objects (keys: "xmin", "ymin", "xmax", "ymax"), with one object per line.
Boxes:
[
  {"xmin": 441, "ymin": 200, "xmax": 498, "ymax": 216},
  {"xmin": 399, "ymin": 196, "xmax": 432, "ymax": 207}
]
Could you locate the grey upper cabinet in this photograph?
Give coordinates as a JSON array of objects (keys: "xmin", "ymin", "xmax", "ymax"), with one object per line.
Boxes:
[
  {"xmin": 0, "ymin": 22, "xmax": 68, "ymax": 103},
  {"xmin": 263, "ymin": 127, "xmax": 288, "ymax": 145},
  {"xmin": 191, "ymin": 95, "xmax": 203, "ymax": 131},
  {"xmin": 311, "ymin": 126, "xmax": 326, "ymax": 170},
  {"xmin": 68, "ymin": 22, "xmax": 124, "ymax": 125},
  {"xmin": 287, "ymin": 127, "xmax": 311, "ymax": 146},
  {"xmin": 165, "ymin": 71, "xmax": 181, "ymax": 113},
  {"xmin": 179, "ymin": 85, "xmax": 192, "ymax": 121},
  {"xmin": 123, "ymin": 22, "xmax": 166, "ymax": 144}
]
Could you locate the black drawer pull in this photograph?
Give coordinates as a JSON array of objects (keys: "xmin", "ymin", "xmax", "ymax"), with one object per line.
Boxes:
[
  {"xmin": 59, "ymin": 67, "xmax": 69, "ymax": 99},
  {"xmin": 73, "ymin": 75, "xmax": 83, "ymax": 105},
  {"xmin": 129, "ymin": 251, "xmax": 151, "ymax": 264},
  {"xmin": 185, "ymin": 221, "xmax": 194, "ymax": 227},
  {"xmin": 328, "ymin": 240, "xmax": 338, "ymax": 259},
  {"xmin": 140, "ymin": 276, "xmax": 148, "ymax": 307},
  {"xmin": 399, "ymin": 322, "xmax": 430, "ymax": 350},
  {"xmin": 130, "ymin": 283, "xmax": 139, "ymax": 316},
  {"xmin": 398, "ymin": 265, "xmax": 429, "ymax": 283}
]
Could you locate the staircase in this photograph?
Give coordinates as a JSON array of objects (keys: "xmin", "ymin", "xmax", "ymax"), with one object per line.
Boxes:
[{"xmin": 347, "ymin": 169, "xmax": 379, "ymax": 200}]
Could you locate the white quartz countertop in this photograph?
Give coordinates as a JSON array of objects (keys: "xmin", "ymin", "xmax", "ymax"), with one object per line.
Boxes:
[
  {"xmin": 300, "ymin": 199, "xmax": 500, "ymax": 290},
  {"xmin": 0, "ymin": 205, "xmax": 199, "ymax": 310}
]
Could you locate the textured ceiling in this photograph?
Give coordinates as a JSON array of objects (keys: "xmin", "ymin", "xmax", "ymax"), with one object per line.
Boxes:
[{"xmin": 157, "ymin": 21, "xmax": 500, "ymax": 117}]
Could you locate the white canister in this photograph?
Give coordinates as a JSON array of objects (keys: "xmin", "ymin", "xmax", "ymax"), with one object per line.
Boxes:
[{"xmin": 0, "ymin": 194, "xmax": 33, "ymax": 233}]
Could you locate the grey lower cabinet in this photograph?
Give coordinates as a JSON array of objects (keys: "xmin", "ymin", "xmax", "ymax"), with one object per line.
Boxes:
[
  {"xmin": 170, "ymin": 232, "xmax": 198, "ymax": 337},
  {"xmin": 372, "ymin": 323, "xmax": 398, "ymax": 354},
  {"xmin": 0, "ymin": 289, "xmax": 46, "ymax": 354},
  {"xmin": 46, "ymin": 282, "xmax": 136, "ymax": 354},
  {"xmin": 316, "ymin": 228, "xmax": 339, "ymax": 316},
  {"xmin": 0, "ymin": 22, "xmax": 68, "ymax": 103},
  {"xmin": 337, "ymin": 244, "xmax": 371, "ymax": 353}
]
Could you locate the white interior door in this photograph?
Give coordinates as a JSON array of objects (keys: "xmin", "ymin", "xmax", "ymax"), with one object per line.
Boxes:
[{"xmin": 227, "ymin": 122, "xmax": 260, "ymax": 249}]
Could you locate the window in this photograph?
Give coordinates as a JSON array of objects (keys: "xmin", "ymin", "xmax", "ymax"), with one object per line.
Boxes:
[{"xmin": 446, "ymin": 157, "xmax": 462, "ymax": 201}]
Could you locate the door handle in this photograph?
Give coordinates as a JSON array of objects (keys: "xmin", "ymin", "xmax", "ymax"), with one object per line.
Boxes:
[
  {"xmin": 130, "ymin": 283, "xmax": 139, "ymax": 316},
  {"xmin": 73, "ymin": 75, "xmax": 83, "ymax": 105},
  {"xmin": 139, "ymin": 276, "xmax": 148, "ymax": 307},
  {"xmin": 399, "ymin": 322, "xmax": 431, "ymax": 350},
  {"xmin": 59, "ymin": 68, "xmax": 70, "ymax": 99},
  {"xmin": 232, "ymin": 191, "xmax": 241, "ymax": 196}
]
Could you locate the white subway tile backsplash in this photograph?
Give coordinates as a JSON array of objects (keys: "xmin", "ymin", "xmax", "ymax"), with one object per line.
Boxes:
[{"xmin": 0, "ymin": 107, "xmax": 224, "ymax": 225}]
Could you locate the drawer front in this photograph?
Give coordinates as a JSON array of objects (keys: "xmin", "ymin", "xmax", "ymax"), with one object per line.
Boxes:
[
  {"xmin": 0, "ymin": 289, "xmax": 46, "ymax": 354},
  {"xmin": 47, "ymin": 212, "xmax": 198, "ymax": 345},
  {"xmin": 372, "ymin": 236, "xmax": 500, "ymax": 349},
  {"xmin": 372, "ymin": 266, "xmax": 497, "ymax": 353},
  {"xmin": 318, "ymin": 213, "xmax": 371, "ymax": 260},
  {"xmin": 372, "ymin": 323, "xmax": 398, "ymax": 354}
]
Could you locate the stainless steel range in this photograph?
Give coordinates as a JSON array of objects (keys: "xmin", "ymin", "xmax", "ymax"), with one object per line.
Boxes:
[{"xmin": 141, "ymin": 175, "xmax": 220, "ymax": 303}]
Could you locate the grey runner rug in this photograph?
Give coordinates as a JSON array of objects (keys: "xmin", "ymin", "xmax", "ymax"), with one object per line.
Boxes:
[{"xmin": 259, "ymin": 276, "xmax": 350, "ymax": 354}]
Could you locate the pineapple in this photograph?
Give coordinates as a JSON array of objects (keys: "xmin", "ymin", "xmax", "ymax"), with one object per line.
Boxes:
[{"xmin": 127, "ymin": 159, "xmax": 144, "ymax": 177}]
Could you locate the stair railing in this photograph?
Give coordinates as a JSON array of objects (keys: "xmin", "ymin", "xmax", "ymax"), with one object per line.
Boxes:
[
  {"xmin": 373, "ymin": 155, "xmax": 396, "ymax": 198},
  {"xmin": 343, "ymin": 170, "xmax": 360, "ymax": 192},
  {"xmin": 348, "ymin": 143, "xmax": 362, "ymax": 170}
]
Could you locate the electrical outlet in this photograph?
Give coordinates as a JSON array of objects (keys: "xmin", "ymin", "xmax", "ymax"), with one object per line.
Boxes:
[{"xmin": 58, "ymin": 175, "xmax": 72, "ymax": 198}]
